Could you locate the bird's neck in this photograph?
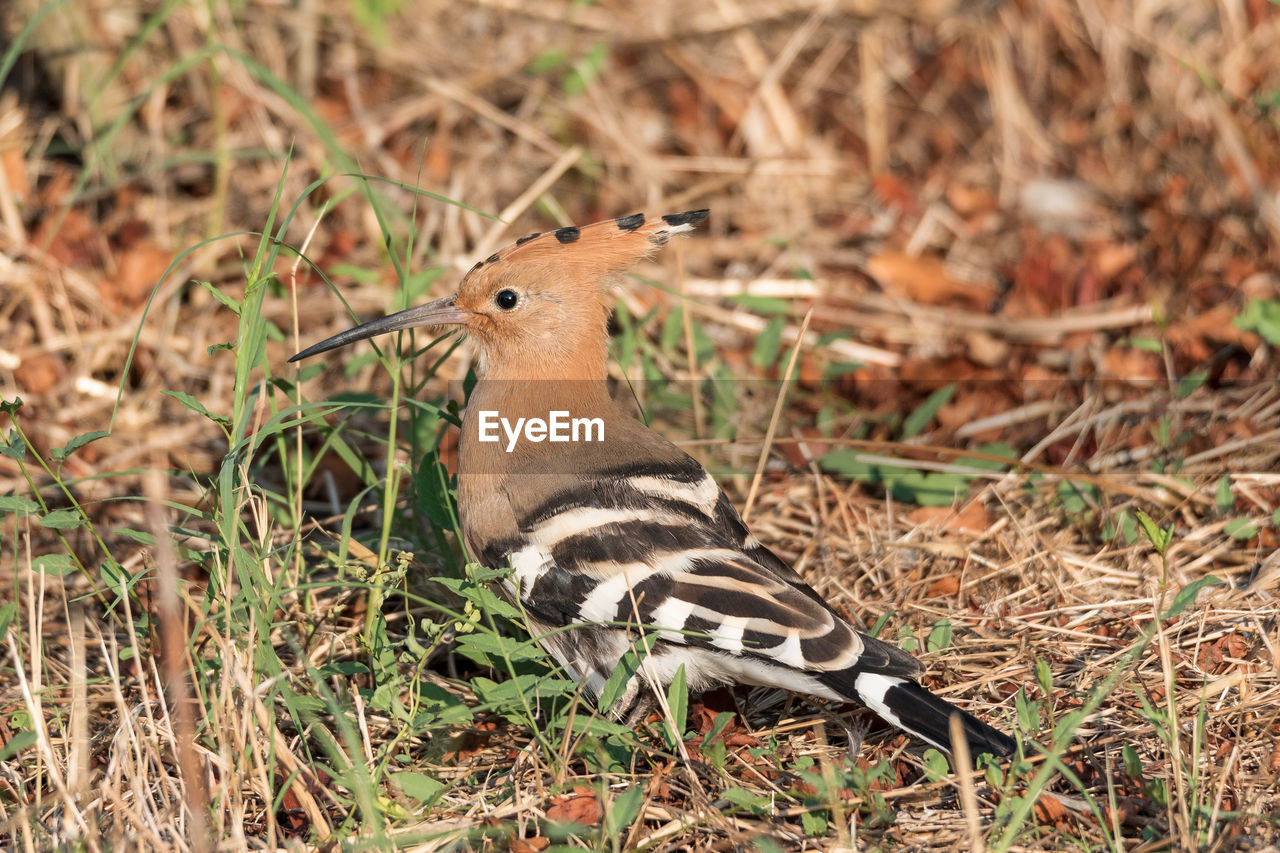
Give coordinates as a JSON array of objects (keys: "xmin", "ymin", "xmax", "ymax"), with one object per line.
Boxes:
[
  {"xmin": 458, "ymin": 342, "xmax": 616, "ymax": 471},
  {"xmin": 479, "ymin": 329, "xmax": 609, "ymax": 383},
  {"xmin": 464, "ymin": 372, "xmax": 613, "ymax": 423}
]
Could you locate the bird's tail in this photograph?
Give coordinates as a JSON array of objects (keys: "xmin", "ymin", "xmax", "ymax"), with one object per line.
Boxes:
[{"xmin": 830, "ymin": 671, "xmax": 1015, "ymax": 760}]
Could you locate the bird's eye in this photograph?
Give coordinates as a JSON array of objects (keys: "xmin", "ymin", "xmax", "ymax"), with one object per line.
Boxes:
[{"xmin": 495, "ymin": 289, "xmax": 519, "ymax": 310}]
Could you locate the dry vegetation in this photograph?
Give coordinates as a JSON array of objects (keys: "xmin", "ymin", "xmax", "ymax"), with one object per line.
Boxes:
[{"xmin": 2, "ymin": 0, "xmax": 1279, "ymax": 849}]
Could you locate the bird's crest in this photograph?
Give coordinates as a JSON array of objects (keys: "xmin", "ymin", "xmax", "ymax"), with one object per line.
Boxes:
[{"xmin": 458, "ymin": 210, "xmax": 709, "ymax": 297}]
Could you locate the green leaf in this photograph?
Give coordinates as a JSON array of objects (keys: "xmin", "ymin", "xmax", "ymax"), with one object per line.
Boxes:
[
  {"xmin": 0, "ymin": 397, "xmax": 23, "ymax": 415},
  {"xmin": 528, "ymin": 48, "xmax": 565, "ymax": 75},
  {"xmin": 926, "ymin": 619, "xmax": 952, "ymax": 652},
  {"xmin": 800, "ymin": 809, "xmax": 828, "ymax": 836},
  {"xmin": 1103, "ymin": 508, "xmax": 1139, "ymax": 544},
  {"xmin": 473, "ymin": 674, "xmax": 576, "ymax": 706},
  {"xmin": 728, "ymin": 294, "xmax": 791, "ymax": 316},
  {"xmin": 0, "ymin": 730, "xmax": 36, "ymax": 762},
  {"xmin": 660, "ymin": 307, "xmax": 685, "ymax": 353},
  {"xmin": 704, "ymin": 711, "xmax": 735, "ymax": 746},
  {"xmin": 751, "ymin": 316, "xmax": 785, "ymax": 368},
  {"xmin": 161, "ymin": 390, "xmax": 231, "ymax": 428},
  {"xmin": 1162, "ymin": 575, "xmax": 1222, "ymax": 620},
  {"xmin": 454, "ymin": 632, "xmax": 544, "ymax": 665},
  {"xmin": 970, "ymin": 442, "xmax": 1017, "ymax": 470},
  {"xmin": 605, "ymin": 786, "xmax": 645, "ymax": 839},
  {"xmin": 862, "ymin": 613, "xmax": 891, "ymax": 642},
  {"xmin": 897, "ymin": 624, "xmax": 918, "ymax": 654},
  {"xmin": 1234, "ymin": 298, "xmax": 1280, "ymax": 345},
  {"xmin": 317, "ymin": 661, "xmax": 371, "ymax": 677},
  {"xmin": 599, "ymin": 645, "xmax": 648, "ymax": 710},
  {"xmin": 0, "ymin": 602, "xmax": 16, "ymax": 637},
  {"xmin": 818, "ymin": 449, "xmax": 877, "ymax": 482},
  {"xmin": 1134, "ymin": 509, "xmax": 1172, "ymax": 556},
  {"xmin": 822, "ymin": 360, "xmax": 862, "ymax": 380},
  {"xmin": 666, "ymin": 663, "xmax": 688, "ymax": 743},
  {"xmin": 0, "ymin": 495, "xmax": 39, "ymax": 516},
  {"xmin": 111, "ymin": 528, "xmax": 156, "ymax": 546},
  {"xmin": 392, "ymin": 771, "xmax": 445, "ymax": 806},
  {"xmin": 1121, "ymin": 744, "xmax": 1143, "ymax": 779},
  {"xmin": 38, "ymin": 508, "xmax": 84, "ymax": 530},
  {"xmin": 1035, "ymin": 658, "xmax": 1053, "ymax": 697},
  {"xmin": 1224, "ymin": 518, "xmax": 1259, "ymax": 540},
  {"xmin": 888, "ymin": 469, "xmax": 971, "ymax": 506},
  {"xmin": 0, "ymin": 428, "xmax": 25, "ymax": 461},
  {"xmin": 921, "ymin": 748, "xmax": 950, "ymax": 782},
  {"xmin": 50, "ymin": 430, "xmax": 110, "ymax": 461},
  {"xmin": 1015, "ymin": 687, "xmax": 1041, "ymax": 733},
  {"xmin": 1057, "ymin": 479, "xmax": 1097, "ymax": 514},
  {"xmin": 985, "ymin": 762, "xmax": 1004, "ymax": 788},
  {"xmin": 564, "ymin": 42, "xmax": 608, "ymax": 96},
  {"xmin": 902, "ymin": 384, "xmax": 955, "ymax": 438},
  {"xmin": 33, "ymin": 553, "xmax": 76, "ymax": 576},
  {"xmin": 721, "ymin": 786, "xmax": 772, "ymax": 813},
  {"xmin": 1214, "ymin": 476, "xmax": 1234, "ymax": 512},
  {"xmin": 1175, "ymin": 371, "xmax": 1207, "ymax": 399},
  {"xmin": 1122, "ymin": 336, "xmax": 1164, "ymax": 353},
  {"xmin": 198, "ymin": 280, "xmax": 242, "ymax": 315}
]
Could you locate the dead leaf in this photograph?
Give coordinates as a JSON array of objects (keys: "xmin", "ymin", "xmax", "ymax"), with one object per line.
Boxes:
[
  {"xmin": 868, "ymin": 251, "xmax": 995, "ymax": 308},
  {"xmin": 1092, "ymin": 242, "xmax": 1136, "ymax": 282},
  {"xmin": 441, "ymin": 729, "xmax": 492, "ymax": 764},
  {"xmin": 1, "ymin": 148, "xmax": 29, "ymax": 200},
  {"xmin": 115, "ymin": 242, "xmax": 172, "ymax": 308},
  {"xmin": 1034, "ymin": 792, "xmax": 1070, "ymax": 827},
  {"xmin": 1102, "ymin": 347, "xmax": 1160, "ymax": 382},
  {"xmin": 425, "ymin": 122, "xmax": 453, "ymax": 184},
  {"xmin": 908, "ymin": 502, "xmax": 990, "ymax": 535},
  {"xmin": 962, "ymin": 331, "xmax": 1011, "ymax": 368},
  {"xmin": 15, "ymin": 354, "xmax": 62, "ymax": 394},
  {"xmin": 546, "ymin": 792, "xmax": 602, "ymax": 826},
  {"xmin": 925, "ymin": 576, "xmax": 961, "ymax": 597},
  {"xmin": 510, "ymin": 838, "xmax": 551, "ymax": 853},
  {"xmin": 33, "ymin": 209, "xmax": 100, "ymax": 268},
  {"xmin": 872, "ymin": 174, "xmax": 919, "ymax": 214}
]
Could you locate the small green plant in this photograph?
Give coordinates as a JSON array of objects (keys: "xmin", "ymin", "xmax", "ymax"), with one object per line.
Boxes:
[
  {"xmin": 821, "ymin": 436, "xmax": 1017, "ymax": 506},
  {"xmin": 1234, "ymin": 297, "xmax": 1280, "ymax": 346}
]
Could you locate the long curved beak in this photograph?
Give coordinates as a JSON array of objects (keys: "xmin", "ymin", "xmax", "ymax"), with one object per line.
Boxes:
[{"xmin": 289, "ymin": 295, "xmax": 470, "ymax": 362}]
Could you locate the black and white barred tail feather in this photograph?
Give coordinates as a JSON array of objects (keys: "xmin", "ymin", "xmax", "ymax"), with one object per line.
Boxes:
[{"xmin": 819, "ymin": 670, "xmax": 1015, "ymax": 758}]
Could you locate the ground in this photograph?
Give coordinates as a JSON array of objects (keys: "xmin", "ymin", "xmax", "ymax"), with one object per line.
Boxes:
[{"xmin": 1, "ymin": 0, "xmax": 1278, "ymax": 850}]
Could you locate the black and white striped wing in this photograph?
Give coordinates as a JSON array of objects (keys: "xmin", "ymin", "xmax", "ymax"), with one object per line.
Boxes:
[{"xmin": 489, "ymin": 453, "xmax": 1014, "ymax": 757}]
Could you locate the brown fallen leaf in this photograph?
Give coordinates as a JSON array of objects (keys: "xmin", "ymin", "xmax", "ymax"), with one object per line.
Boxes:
[
  {"xmin": 1, "ymin": 147, "xmax": 29, "ymax": 200},
  {"xmin": 872, "ymin": 173, "xmax": 919, "ymax": 214},
  {"xmin": 116, "ymin": 242, "xmax": 173, "ymax": 307},
  {"xmin": 926, "ymin": 576, "xmax": 960, "ymax": 597},
  {"xmin": 546, "ymin": 792, "xmax": 602, "ymax": 826},
  {"xmin": 908, "ymin": 502, "xmax": 991, "ymax": 535},
  {"xmin": 1034, "ymin": 792, "xmax": 1070, "ymax": 827},
  {"xmin": 15, "ymin": 354, "xmax": 62, "ymax": 395},
  {"xmin": 867, "ymin": 251, "xmax": 995, "ymax": 309}
]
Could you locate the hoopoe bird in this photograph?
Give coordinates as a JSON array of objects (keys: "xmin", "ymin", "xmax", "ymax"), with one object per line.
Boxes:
[{"xmin": 292, "ymin": 210, "xmax": 1015, "ymax": 758}]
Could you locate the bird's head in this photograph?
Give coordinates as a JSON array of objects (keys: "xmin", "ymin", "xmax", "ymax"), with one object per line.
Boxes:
[{"xmin": 290, "ymin": 210, "xmax": 708, "ymax": 380}]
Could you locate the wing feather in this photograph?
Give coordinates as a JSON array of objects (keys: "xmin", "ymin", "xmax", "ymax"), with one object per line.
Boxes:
[{"xmin": 510, "ymin": 454, "xmax": 922, "ymax": 680}]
